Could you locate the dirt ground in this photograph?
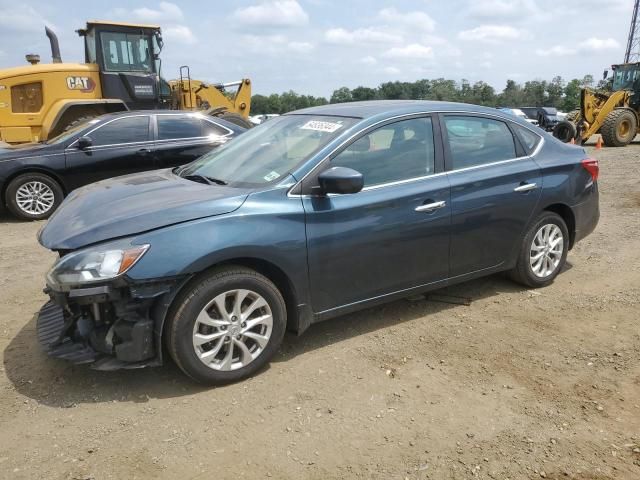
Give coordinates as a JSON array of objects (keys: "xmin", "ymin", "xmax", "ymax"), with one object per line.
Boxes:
[{"xmin": 0, "ymin": 142, "xmax": 639, "ymax": 480}]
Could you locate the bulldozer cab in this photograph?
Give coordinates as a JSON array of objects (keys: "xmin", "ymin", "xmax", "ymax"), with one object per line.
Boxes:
[
  {"xmin": 611, "ymin": 63, "xmax": 640, "ymax": 92},
  {"xmin": 77, "ymin": 21, "xmax": 166, "ymax": 109}
]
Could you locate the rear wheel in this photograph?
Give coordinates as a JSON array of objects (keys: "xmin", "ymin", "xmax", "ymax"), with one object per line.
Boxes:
[
  {"xmin": 217, "ymin": 112, "xmax": 253, "ymax": 129},
  {"xmin": 5, "ymin": 173, "xmax": 64, "ymax": 220},
  {"xmin": 509, "ymin": 212, "xmax": 569, "ymax": 288},
  {"xmin": 600, "ymin": 109, "xmax": 637, "ymax": 147},
  {"xmin": 165, "ymin": 266, "xmax": 286, "ymax": 384}
]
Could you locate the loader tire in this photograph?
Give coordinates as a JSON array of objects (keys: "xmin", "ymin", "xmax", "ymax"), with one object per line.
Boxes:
[
  {"xmin": 553, "ymin": 121, "xmax": 577, "ymax": 143},
  {"xmin": 600, "ymin": 109, "xmax": 637, "ymax": 147},
  {"xmin": 218, "ymin": 112, "xmax": 253, "ymax": 129}
]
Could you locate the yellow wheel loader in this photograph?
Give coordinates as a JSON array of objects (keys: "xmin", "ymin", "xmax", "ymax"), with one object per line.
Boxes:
[
  {"xmin": 553, "ymin": 62, "xmax": 640, "ymax": 147},
  {"xmin": 0, "ymin": 21, "xmax": 252, "ymax": 144}
]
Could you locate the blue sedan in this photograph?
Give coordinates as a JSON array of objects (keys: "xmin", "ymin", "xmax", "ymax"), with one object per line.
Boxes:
[{"xmin": 37, "ymin": 100, "xmax": 600, "ymax": 384}]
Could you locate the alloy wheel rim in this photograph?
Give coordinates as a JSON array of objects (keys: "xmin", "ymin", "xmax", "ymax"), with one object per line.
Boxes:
[
  {"xmin": 15, "ymin": 181, "xmax": 55, "ymax": 215},
  {"xmin": 529, "ymin": 224, "xmax": 563, "ymax": 278},
  {"xmin": 192, "ymin": 289, "xmax": 273, "ymax": 371}
]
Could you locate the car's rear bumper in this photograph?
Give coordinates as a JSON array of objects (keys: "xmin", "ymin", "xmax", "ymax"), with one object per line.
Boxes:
[
  {"xmin": 572, "ymin": 182, "xmax": 600, "ymax": 245},
  {"xmin": 38, "ymin": 276, "xmax": 189, "ymax": 370}
]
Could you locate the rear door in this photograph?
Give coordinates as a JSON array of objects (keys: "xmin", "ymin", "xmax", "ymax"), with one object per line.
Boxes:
[
  {"xmin": 64, "ymin": 115, "xmax": 153, "ymax": 189},
  {"xmin": 154, "ymin": 114, "xmax": 232, "ymax": 169},
  {"xmin": 302, "ymin": 115, "xmax": 451, "ymax": 314},
  {"xmin": 442, "ymin": 114, "xmax": 542, "ymax": 277}
]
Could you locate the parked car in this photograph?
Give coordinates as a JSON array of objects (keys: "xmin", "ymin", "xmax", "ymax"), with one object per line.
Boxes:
[
  {"xmin": 0, "ymin": 111, "xmax": 245, "ymax": 220},
  {"xmin": 520, "ymin": 107, "xmax": 561, "ymax": 132},
  {"xmin": 37, "ymin": 100, "xmax": 600, "ymax": 384},
  {"xmin": 497, "ymin": 107, "xmax": 539, "ymax": 126}
]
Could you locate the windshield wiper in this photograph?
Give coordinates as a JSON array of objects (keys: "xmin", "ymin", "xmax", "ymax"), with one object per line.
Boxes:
[{"xmin": 182, "ymin": 174, "xmax": 228, "ymax": 186}]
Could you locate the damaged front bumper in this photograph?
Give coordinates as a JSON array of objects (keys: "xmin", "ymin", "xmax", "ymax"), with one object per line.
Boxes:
[{"xmin": 38, "ymin": 277, "xmax": 188, "ymax": 370}]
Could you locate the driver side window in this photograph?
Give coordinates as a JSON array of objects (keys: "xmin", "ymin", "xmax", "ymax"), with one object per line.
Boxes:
[{"xmin": 331, "ymin": 117, "xmax": 435, "ymax": 187}]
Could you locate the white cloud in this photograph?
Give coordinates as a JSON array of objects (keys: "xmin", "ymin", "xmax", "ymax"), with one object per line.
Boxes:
[
  {"xmin": 468, "ymin": 0, "xmax": 539, "ymax": 19},
  {"xmin": 535, "ymin": 45, "xmax": 576, "ymax": 57},
  {"xmin": 383, "ymin": 66, "xmax": 401, "ymax": 75},
  {"xmin": 287, "ymin": 41, "xmax": 314, "ymax": 53},
  {"xmin": 232, "ymin": 0, "xmax": 309, "ymax": 28},
  {"xmin": 376, "ymin": 7, "xmax": 436, "ymax": 32},
  {"xmin": 0, "ymin": 6, "xmax": 53, "ymax": 32},
  {"xmin": 163, "ymin": 25, "xmax": 196, "ymax": 45},
  {"xmin": 458, "ymin": 25, "xmax": 525, "ymax": 42},
  {"xmin": 131, "ymin": 2, "xmax": 184, "ymax": 22},
  {"xmin": 580, "ymin": 37, "xmax": 620, "ymax": 52},
  {"xmin": 536, "ymin": 37, "xmax": 620, "ymax": 57},
  {"xmin": 383, "ymin": 43, "xmax": 434, "ymax": 59},
  {"xmin": 361, "ymin": 56, "xmax": 377, "ymax": 65},
  {"xmin": 324, "ymin": 27, "xmax": 402, "ymax": 45}
]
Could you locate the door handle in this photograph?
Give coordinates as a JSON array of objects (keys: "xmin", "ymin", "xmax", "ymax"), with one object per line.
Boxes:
[
  {"xmin": 514, "ymin": 182, "xmax": 537, "ymax": 193},
  {"xmin": 415, "ymin": 200, "xmax": 446, "ymax": 212},
  {"xmin": 137, "ymin": 148, "xmax": 151, "ymax": 155}
]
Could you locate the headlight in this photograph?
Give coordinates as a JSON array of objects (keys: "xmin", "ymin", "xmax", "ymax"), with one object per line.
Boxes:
[{"xmin": 47, "ymin": 244, "xmax": 149, "ymax": 286}]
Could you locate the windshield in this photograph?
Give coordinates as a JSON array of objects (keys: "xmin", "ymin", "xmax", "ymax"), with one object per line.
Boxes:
[
  {"xmin": 179, "ymin": 115, "xmax": 359, "ymax": 187},
  {"xmin": 612, "ymin": 65, "xmax": 640, "ymax": 91},
  {"xmin": 46, "ymin": 118, "xmax": 100, "ymax": 145},
  {"xmin": 100, "ymin": 31, "xmax": 153, "ymax": 72}
]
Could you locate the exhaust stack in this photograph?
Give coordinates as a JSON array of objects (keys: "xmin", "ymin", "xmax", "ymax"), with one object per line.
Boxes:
[{"xmin": 45, "ymin": 26, "xmax": 62, "ymax": 63}]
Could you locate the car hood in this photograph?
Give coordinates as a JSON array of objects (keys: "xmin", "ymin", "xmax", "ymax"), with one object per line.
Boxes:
[
  {"xmin": 0, "ymin": 141, "xmax": 59, "ymax": 159},
  {"xmin": 39, "ymin": 169, "xmax": 251, "ymax": 250}
]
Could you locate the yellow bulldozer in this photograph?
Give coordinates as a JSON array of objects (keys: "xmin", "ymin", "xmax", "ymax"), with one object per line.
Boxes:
[
  {"xmin": 0, "ymin": 21, "xmax": 252, "ymax": 144},
  {"xmin": 553, "ymin": 62, "xmax": 640, "ymax": 147}
]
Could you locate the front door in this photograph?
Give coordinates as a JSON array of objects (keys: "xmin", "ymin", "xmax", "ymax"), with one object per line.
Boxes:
[
  {"xmin": 441, "ymin": 114, "xmax": 542, "ymax": 277},
  {"xmin": 64, "ymin": 115, "xmax": 154, "ymax": 190},
  {"xmin": 302, "ymin": 116, "xmax": 451, "ymax": 314}
]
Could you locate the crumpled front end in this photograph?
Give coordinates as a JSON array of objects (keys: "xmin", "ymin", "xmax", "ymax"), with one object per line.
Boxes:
[{"xmin": 38, "ymin": 278, "xmax": 186, "ymax": 370}]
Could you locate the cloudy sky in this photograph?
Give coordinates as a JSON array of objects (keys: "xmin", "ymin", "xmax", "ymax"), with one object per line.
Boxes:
[{"xmin": 0, "ymin": 0, "xmax": 635, "ymax": 97}]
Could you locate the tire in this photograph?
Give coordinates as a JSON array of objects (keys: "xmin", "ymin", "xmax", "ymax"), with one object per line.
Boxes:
[
  {"xmin": 217, "ymin": 112, "xmax": 254, "ymax": 129},
  {"xmin": 600, "ymin": 109, "xmax": 637, "ymax": 147},
  {"xmin": 553, "ymin": 120, "xmax": 577, "ymax": 143},
  {"xmin": 165, "ymin": 266, "xmax": 286, "ymax": 384},
  {"xmin": 509, "ymin": 212, "xmax": 569, "ymax": 288},
  {"xmin": 5, "ymin": 173, "xmax": 64, "ymax": 221}
]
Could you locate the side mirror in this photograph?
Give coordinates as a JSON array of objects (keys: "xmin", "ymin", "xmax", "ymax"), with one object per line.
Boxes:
[
  {"xmin": 317, "ymin": 166, "xmax": 364, "ymax": 195},
  {"xmin": 77, "ymin": 136, "xmax": 92, "ymax": 149}
]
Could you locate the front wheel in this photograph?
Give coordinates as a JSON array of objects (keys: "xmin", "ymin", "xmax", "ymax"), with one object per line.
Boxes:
[
  {"xmin": 165, "ymin": 266, "xmax": 286, "ymax": 384},
  {"xmin": 509, "ymin": 212, "xmax": 569, "ymax": 288},
  {"xmin": 5, "ymin": 173, "xmax": 64, "ymax": 220}
]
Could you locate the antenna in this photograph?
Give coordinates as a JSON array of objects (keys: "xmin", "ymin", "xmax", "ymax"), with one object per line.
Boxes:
[{"xmin": 625, "ymin": 0, "xmax": 640, "ymax": 63}]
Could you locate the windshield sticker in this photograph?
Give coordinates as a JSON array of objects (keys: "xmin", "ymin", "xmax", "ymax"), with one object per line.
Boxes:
[
  {"xmin": 300, "ymin": 120, "xmax": 344, "ymax": 133},
  {"xmin": 264, "ymin": 171, "xmax": 281, "ymax": 182}
]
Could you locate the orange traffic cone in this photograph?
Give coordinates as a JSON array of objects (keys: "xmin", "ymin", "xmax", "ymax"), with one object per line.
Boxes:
[{"xmin": 596, "ymin": 135, "xmax": 603, "ymax": 150}]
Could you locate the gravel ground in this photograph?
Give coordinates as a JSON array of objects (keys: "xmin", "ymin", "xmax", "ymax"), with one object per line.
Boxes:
[{"xmin": 0, "ymin": 143, "xmax": 639, "ymax": 480}]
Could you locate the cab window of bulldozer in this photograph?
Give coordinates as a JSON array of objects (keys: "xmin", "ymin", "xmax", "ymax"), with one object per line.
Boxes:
[
  {"xmin": 613, "ymin": 67, "xmax": 640, "ymax": 91},
  {"xmin": 100, "ymin": 32, "xmax": 152, "ymax": 73}
]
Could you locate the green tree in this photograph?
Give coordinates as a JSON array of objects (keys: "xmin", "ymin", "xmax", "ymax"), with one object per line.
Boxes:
[
  {"xmin": 546, "ymin": 76, "xmax": 565, "ymax": 108},
  {"xmin": 351, "ymin": 86, "xmax": 377, "ymax": 101},
  {"xmin": 330, "ymin": 87, "xmax": 353, "ymax": 103},
  {"xmin": 562, "ymin": 79, "xmax": 582, "ymax": 111}
]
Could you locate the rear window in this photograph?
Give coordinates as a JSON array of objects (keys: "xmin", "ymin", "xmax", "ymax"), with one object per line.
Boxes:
[
  {"xmin": 444, "ymin": 116, "xmax": 517, "ymax": 170},
  {"xmin": 157, "ymin": 115, "xmax": 203, "ymax": 140},
  {"xmin": 513, "ymin": 124, "xmax": 541, "ymax": 154}
]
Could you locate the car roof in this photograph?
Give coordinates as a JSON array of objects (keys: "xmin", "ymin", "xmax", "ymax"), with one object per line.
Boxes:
[
  {"xmin": 93, "ymin": 110, "xmax": 244, "ymax": 130},
  {"xmin": 287, "ymin": 100, "xmax": 510, "ymax": 119}
]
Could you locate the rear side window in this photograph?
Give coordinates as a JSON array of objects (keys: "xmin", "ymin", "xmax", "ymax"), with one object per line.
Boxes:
[
  {"xmin": 202, "ymin": 120, "xmax": 228, "ymax": 137},
  {"xmin": 444, "ymin": 116, "xmax": 516, "ymax": 170},
  {"xmin": 90, "ymin": 116, "xmax": 150, "ymax": 146},
  {"xmin": 157, "ymin": 115, "xmax": 203, "ymax": 140},
  {"xmin": 513, "ymin": 124, "xmax": 541, "ymax": 154},
  {"xmin": 331, "ymin": 117, "xmax": 435, "ymax": 187}
]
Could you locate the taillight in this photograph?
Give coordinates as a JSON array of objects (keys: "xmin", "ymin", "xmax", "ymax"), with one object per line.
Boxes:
[{"xmin": 581, "ymin": 158, "xmax": 599, "ymax": 182}]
